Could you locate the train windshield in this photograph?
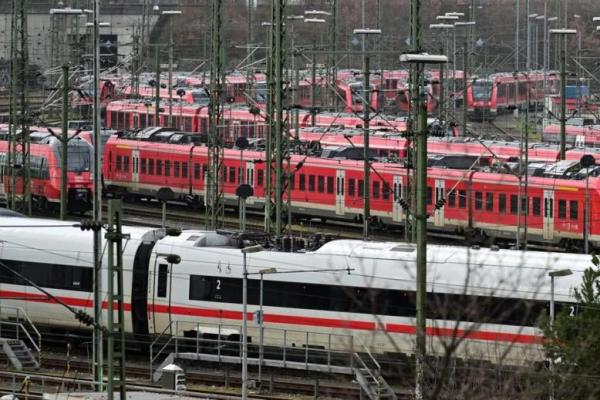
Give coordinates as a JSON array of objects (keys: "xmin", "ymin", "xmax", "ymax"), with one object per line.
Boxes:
[
  {"xmin": 255, "ymin": 83, "xmax": 268, "ymax": 103},
  {"xmin": 350, "ymin": 83, "xmax": 363, "ymax": 104},
  {"xmin": 472, "ymin": 80, "xmax": 493, "ymax": 101},
  {"xmin": 66, "ymin": 140, "xmax": 93, "ymax": 173},
  {"xmin": 192, "ymin": 90, "xmax": 209, "ymax": 105}
]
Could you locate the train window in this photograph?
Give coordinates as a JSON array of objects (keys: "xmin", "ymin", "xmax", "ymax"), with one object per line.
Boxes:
[
  {"xmin": 165, "ymin": 160, "xmax": 171, "ymax": 177},
  {"xmin": 570, "ymin": 200, "xmax": 578, "ymax": 220},
  {"xmin": 309, "ymin": 175, "xmax": 316, "ymax": 192},
  {"xmin": 475, "ymin": 191, "xmax": 483, "ymax": 210},
  {"xmin": 184, "ymin": 274, "xmax": 545, "ymax": 327},
  {"xmin": 238, "ymin": 168, "xmax": 243, "ymax": 183},
  {"xmin": 558, "ymin": 199, "xmax": 567, "ymax": 219},
  {"xmin": 257, "ymin": 169, "xmax": 264, "ymax": 186},
  {"xmin": 156, "ymin": 160, "xmax": 163, "ymax": 176},
  {"xmin": 458, "ymin": 190, "xmax": 466, "ymax": 208},
  {"xmin": 348, "ymin": 179, "xmax": 355, "ymax": 196},
  {"xmin": 200, "ymin": 118, "xmax": 208, "ymax": 133},
  {"xmin": 116, "ymin": 155, "xmax": 122, "ymax": 171},
  {"xmin": 522, "ymin": 197, "xmax": 528, "ymax": 215},
  {"xmin": 289, "ymin": 174, "xmax": 295, "ymax": 190},
  {"xmin": 510, "ymin": 195, "xmax": 518, "ymax": 215},
  {"xmin": 184, "ymin": 117, "xmax": 193, "ymax": 131},
  {"xmin": 299, "ymin": 174, "xmax": 305, "ymax": 190},
  {"xmin": 189, "ymin": 275, "xmax": 213, "ymax": 301},
  {"xmin": 426, "ymin": 187, "xmax": 432, "ymax": 205},
  {"xmin": 227, "ymin": 166, "xmax": 234, "ymax": 183},
  {"xmin": 318, "ymin": 176, "xmax": 325, "ymax": 193},
  {"xmin": 371, "ymin": 181, "xmax": 379, "ymax": 199},
  {"xmin": 327, "ymin": 176, "xmax": 334, "ymax": 194},
  {"xmin": 182, "ymin": 162, "xmax": 188, "ymax": 178},
  {"xmin": 358, "ymin": 180, "xmax": 365, "ymax": 197},
  {"xmin": 174, "ymin": 161, "xmax": 180, "ymax": 178},
  {"xmin": 157, "ymin": 264, "xmax": 168, "ymax": 298},
  {"xmin": 448, "ymin": 190, "xmax": 456, "ymax": 207},
  {"xmin": 123, "ymin": 156, "xmax": 130, "ymax": 172},
  {"xmin": 532, "ymin": 197, "xmax": 541, "ymax": 216},
  {"xmin": 141, "ymin": 158, "xmax": 147, "ymax": 174},
  {"xmin": 0, "ymin": 259, "xmax": 93, "ymax": 292},
  {"xmin": 485, "ymin": 192, "xmax": 493, "ymax": 211},
  {"xmin": 194, "ymin": 163, "xmax": 201, "ymax": 180},
  {"xmin": 382, "ymin": 183, "xmax": 390, "ymax": 200},
  {"xmin": 148, "ymin": 159, "xmax": 154, "ymax": 175},
  {"xmin": 499, "ymin": 194, "xmax": 506, "ymax": 214}
]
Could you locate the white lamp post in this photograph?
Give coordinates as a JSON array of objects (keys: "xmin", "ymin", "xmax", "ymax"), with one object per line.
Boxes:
[
  {"xmin": 241, "ymin": 244, "xmax": 264, "ymax": 400},
  {"xmin": 548, "ymin": 268, "xmax": 573, "ymax": 400},
  {"xmin": 161, "ymin": 10, "xmax": 182, "ymax": 127}
]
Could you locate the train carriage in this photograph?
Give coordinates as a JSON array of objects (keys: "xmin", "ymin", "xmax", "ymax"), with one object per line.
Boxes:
[
  {"xmin": 0, "ymin": 218, "xmax": 591, "ymax": 365},
  {"xmin": 103, "ymin": 130, "xmax": 600, "ymax": 250}
]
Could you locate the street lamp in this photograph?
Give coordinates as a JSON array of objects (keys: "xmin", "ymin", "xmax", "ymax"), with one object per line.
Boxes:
[
  {"xmin": 550, "ymin": 28, "xmax": 577, "ymax": 160},
  {"xmin": 256, "ymin": 267, "xmax": 277, "ymax": 384},
  {"xmin": 353, "ymin": 28, "xmax": 381, "ymax": 241},
  {"xmin": 430, "ymin": 23, "xmax": 454, "ymax": 129},
  {"xmin": 399, "ymin": 51, "xmax": 447, "ymax": 400},
  {"xmin": 162, "ymin": 10, "xmax": 182, "ymax": 127},
  {"xmin": 304, "ymin": 17, "xmax": 328, "ymax": 127},
  {"xmin": 455, "ymin": 21, "xmax": 476, "ymax": 137},
  {"xmin": 548, "ymin": 268, "xmax": 573, "ymax": 400},
  {"xmin": 241, "ymin": 244, "xmax": 264, "ymax": 400}
]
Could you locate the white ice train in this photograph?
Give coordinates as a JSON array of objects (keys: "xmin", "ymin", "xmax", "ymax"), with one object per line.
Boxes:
[{"xmin": 0, "ymin": 217, "xmax": 590, "ymax": 364}]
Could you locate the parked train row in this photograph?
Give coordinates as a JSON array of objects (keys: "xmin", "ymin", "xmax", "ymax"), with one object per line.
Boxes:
[
  {"xmin": 0, "ymin": 217, "xmax": 587, "ymax": 364},
  {"xmin": 103, "ymin": 127, "xmax": 600, "ymax": 250}
]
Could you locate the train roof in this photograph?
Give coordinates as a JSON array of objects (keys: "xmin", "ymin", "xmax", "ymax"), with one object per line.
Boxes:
[
  {"xmin": 158, "ymin": 234, "xmax": 589, "ymax": 302},
  {"xmin": 0, "ymin": 217, "xmax": 164, "ymax": 266}
]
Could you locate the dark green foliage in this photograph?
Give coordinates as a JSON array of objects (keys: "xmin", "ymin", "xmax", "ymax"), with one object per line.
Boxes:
[{"xmin": 542, "ymin": 253, "xmax": 600, "ymax": 399}]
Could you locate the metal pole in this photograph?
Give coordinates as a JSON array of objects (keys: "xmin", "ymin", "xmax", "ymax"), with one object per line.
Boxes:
[
  {"xmin": 363, "ymin": 55, "xmax": 371, "ymax": 240},
  {"xmin": 168, "ymin": 15, "xmax": 174, "ymax": 126},
  {"xmin": 524, "ymin": 91, "xmax": 529, "ymax": 249},
  {"xmin": 161, "ymin": 201, "xmax": 166, "ymax": 229},
  {"xmin": 463, "ymin": 30, "xmax": 469, "ymax": 136},
  {"xmin": 259, "ymin": 273, "xmax": 264, "ymax": 384},
  {"xmin": 526, "ymin": 0, "xmax": 531, "ymax": 70},
  {"xmin": 585, "ymin": 170, "xmax": 590, "ymax": 253},
  {"xmin": 242, "ymin": 252, "xmax": 248, "ymax": 400},
  {"xmin": 155, "ymin": 46, "xmax": 160, "ymax": 124},
  {"xmin": 559, "ymin": 37, "xmax": 566, "ymax": 160},
  {"xmin": 92, "ymin": 0, "xmax": 103, "ymax": 391},
  {"xmin": 60, "ymin": 64, "xmax": 69, "ymax": 220},
  {"xmin": 410, "ymin": 0, "xmax": 428, "ymax": 398},
  {"xmin": 311, "ymin": 39, "xmax": 317, "ymax": 127},
  {"xmin": 549, "ymin": 275, "xmax": 555, "ymax": 400},
  {"xmin": 516, "ymin": 0, "xmax": 520, "ymax": 70}
]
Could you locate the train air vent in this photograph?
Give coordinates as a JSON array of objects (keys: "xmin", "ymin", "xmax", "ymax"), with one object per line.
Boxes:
[{"xmin": 390, "ymin": 245, "xmax": 416, "ymax": 252}]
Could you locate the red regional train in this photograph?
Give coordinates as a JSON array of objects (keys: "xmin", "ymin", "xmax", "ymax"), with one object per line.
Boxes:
[
  {"xmin": 542, "ymin": 123, "xmax": 600, "ymax": 148},
  {"xmin": 103, "ymin": 129, "xmax": 600, "ymax": 250},
  {"xmin": 466, "ymin": 71, "xmax": 560, "ymax": 120},
  {"xmin": 0, "ymin": 129, "xmax": 94, "ymax": 212}
]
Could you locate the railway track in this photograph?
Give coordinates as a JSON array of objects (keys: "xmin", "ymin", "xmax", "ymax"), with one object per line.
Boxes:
[
  {"xmin": 105, "ymin": 199, "xmax": 408, "ymax": 243},
  {"xmin": 0, "ymin": 354, "xmax": 412, "ymax": 399}
]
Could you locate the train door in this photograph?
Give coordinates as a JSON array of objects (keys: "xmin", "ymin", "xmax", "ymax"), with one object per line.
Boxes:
[
  {"xmin": 151, "ymin": 258, "xmax": 173, "ymax": 335},
  {"xmin": 245, "ymin": 161, "xmax": 255, "ymax": 205},
  {"xmin": 434, "ymin": 179, "xmax": 445, "ymax": 227},
  {"xmin": 336, "ymin": 170, "xmax": 345, "ymax": 215},
  {"xmin": 392, "ymin": 176, "xmax": 403, "ymax": 222},
  {"xmin": 132, "ymin": 149, "xmax": 140, "ymax": 191},
  {"xmin": 0, "ymin": 153, "xmax": 6, "ymax": 202},
  {"xmin": 543, "ymin": 190, "xmax": 555, "ymax": 240}
]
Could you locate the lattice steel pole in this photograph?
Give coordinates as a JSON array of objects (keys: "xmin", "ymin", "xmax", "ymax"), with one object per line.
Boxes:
[
  {"xmin": 206, "ymin": 0, "xmax": 225, "ymax": 230},
  {"xmin": 10, "ymin": 0, "xmax": 31, "ymax": 215},
  {"xmin": 272, "ymin": 0, "xmax": 289, "ymax": 241}
]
